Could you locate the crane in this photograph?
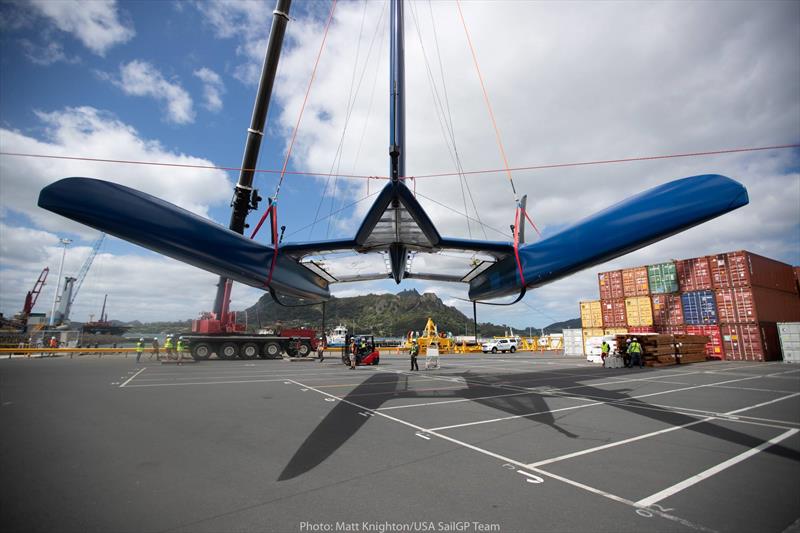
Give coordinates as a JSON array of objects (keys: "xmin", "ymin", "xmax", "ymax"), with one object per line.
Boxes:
[
  {"xmin": 18, "ymin": 267, "xmax": 49, "ymax": 327},
  {"xmin": 53, "ymin": 233, "xmax": 105, "ymax": 326}
]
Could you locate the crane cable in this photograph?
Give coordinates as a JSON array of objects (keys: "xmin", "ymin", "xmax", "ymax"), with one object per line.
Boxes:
[{"xmin": 249, "ymin": 0, "xmax": 338, "ymax": 290}]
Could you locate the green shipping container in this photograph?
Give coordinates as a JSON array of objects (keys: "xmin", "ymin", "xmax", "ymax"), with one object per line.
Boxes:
[{"xmin": 648, "ymin": 262, "xmax": 678, "ymax": 293}]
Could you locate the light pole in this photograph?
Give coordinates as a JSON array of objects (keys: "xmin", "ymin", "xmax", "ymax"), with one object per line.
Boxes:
[{"xmin": 49, "ymin": 238, "xmax": 72, "ymax": 326}]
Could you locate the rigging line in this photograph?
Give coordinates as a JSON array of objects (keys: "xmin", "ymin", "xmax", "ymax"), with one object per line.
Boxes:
[
  {"xmin": 409, "ymin": 144, "xmax": 800, "ymax": 179},
  {"xmin": 519, "ymin": 299, "xmax": 561, "ymax": 325},
  {"xmin": 408, "ymin": 1, "xmax": 473, "ymax": 239},
  {"xmin": 455, "ymin": 0, "xmax": 518, "ymax": 201},
  {"xmin": 285, "ymin": 189, "xmax": 381, "ymax": 239},
  {"xmin": 6, "ymin": 142, "xmax": 796, "ymax": 184},
  {"xmin": 251, "ymin": 0, "xmax": 338, "ymax": 240},
  {"xmin": 352, "ymin": 0, "xmax": 389, "ymax": 200},
  {"xmin": 325, "ymin": 0, "xmax": 371, "ymax": 239},
  {"xmin": 428, "ymin": 0, "xmax": 487, "ymax": 241},
  {"xmin": 413, "ymin": 191, "xmax": 511, "ymax": 239}
]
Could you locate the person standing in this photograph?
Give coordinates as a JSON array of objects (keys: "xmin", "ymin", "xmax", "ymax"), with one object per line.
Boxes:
[
  {"xmin": 410, "ymin": 340, "xmax": 419, "ymax": 371},
  {"xmin": 317, "ymin": 339, "xmax": 325, "ymax": 362},
  {"xmin": 151, "ymin": 337, "xmax": 160, "ymax": 361},
  {"xmin": 629, "ymin": 337, "xmax": 644, "ymax": 368},
  {"xmin": 348, "ymin": 338, "xmax": 357, "ymax": 369},
  {"xmin": 621, "ymin": 338, "xmax": 631, "ymax": 368},
  {"xmin": 601, "ymin": 340, "xmax": 611, "ymax": 368},
  {"xmin": 176, "ymin": 337, "xmax": 185, "ymax": 362},
  {"xmin": 164, "ymin": 335, "xmax": 174, "ymax": 360},
  {"xmin": 136, "ymin": 338, "xmax": 145, "ymax": 363}
]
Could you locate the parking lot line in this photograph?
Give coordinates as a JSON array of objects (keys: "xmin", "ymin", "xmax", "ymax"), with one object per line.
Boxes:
[
  {"xmin": 286, "ymin": 378, "xmax": 715, "ymax": 533},
  {"xmin": 119, "ymin": 367, "xmax": 146, "ymax": 387},
  {"xmin": 636, "ymin": 428, "xmax": 799, "ymax": 508},
  {"xmin": 526, "ymin": 392, "xmax": 800, "ymax": 468}
]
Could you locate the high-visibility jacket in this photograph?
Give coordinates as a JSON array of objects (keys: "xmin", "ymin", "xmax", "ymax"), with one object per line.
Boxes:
[
  {"xmin": 601, "ymin": 342, "xmax": 610, "ymax": 354},
  {"xmin": 628, "ymin": 341, "xmax": 642, "ymax": 354},
  {"xmin": 164, "ymin": 338, "xmax": 173, "ymax": 349},
  {"xmin": 136, "ymin": 342, "xmax": 144, "ymax": 353},
  {"xmin": 176, "ymin": 340, "xmax": 185, "ymax": 352},
  {"xmin": 410, "ymin": 344, "xmax": 419, "ymax": 356}
]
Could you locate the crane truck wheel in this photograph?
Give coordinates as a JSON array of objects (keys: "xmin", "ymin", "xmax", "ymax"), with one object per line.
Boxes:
[
  {"xmin": 262, "ymin": 341, "xmax": 281, "ymax": 359},
  {"xmin": 240, "ymin": 342, "xmax": 259, "ymax": 359},
  {"xmin": 297, "ymin": 342, "xmax": 311, "ymax": 357},
  {"xmin": 220, "ymin": 342, "xmax": 238, "ymax": 360},
  {"xmin": 191, "ymin": 343, "xmax": 212, "ymax": 361}
]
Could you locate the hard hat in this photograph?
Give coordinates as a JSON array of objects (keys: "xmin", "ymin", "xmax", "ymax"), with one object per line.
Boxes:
[
  {"xmin": 139, "ymin": 338, "xmax": 144, "ymax": 341},
  {"xmin": 153, "ymin": 337, "xmax": 158, "ymax": 340},
  {"xmin": 179, "ymin": 336, "xmax": 184, "ymax": 340},
  {"xmin": 633, "ymin": 337, "xmax": 638, "ymax": 341}
]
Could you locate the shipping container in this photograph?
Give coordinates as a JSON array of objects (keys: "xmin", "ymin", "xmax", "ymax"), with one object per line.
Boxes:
[
  {"xmin": 651, "ymin": 294, "xmax": 684, "ymax": 326},
  {"xmin": 562, "ymin": 329, "xmax": 584, "ymax": 357},
  {"xmin": 580, "ymin": 300, "xmax": 603, "ymax": 328},
  {"xmin": 709, "ymin": 251, "xmax": 797, "ymax": 293},
  {"xmin": 598, "ymin": 270, "xmax": 624, "ymax": 300},
  {"xmin": 648, "ymin": 262, "xmax": 679, "ymax": 294},
  {"xmin": 625, "ymin": 296, "xmax": 653, "ymax": 326},
  {"xmin": 656, "ymin": 325, "xmax": 686, "ymax": 336},
  {"xmin": 777, "ymin": 322, "xmax": 800, "ymax": 363},
  {"xmin": 601, "ymin": 298, "xmax": 627, "ymax": 328},
  {"xmin": 684, "ymin": 325, "xmax": 723, "ymax": 359},
  {"xmin": 622, "ymin": 267, "xmax": 650, "ymax": 297},
  {"xmin": 720, "ymin": 322, "xmax": 781, "ymax": 362},
  {"xmin": 794, "ymin": 267, "xmax": 800, "ymax": 295},
  {"xmin": 676, "ymin": 256, "xmax": 712, "ymax": 292},
  {"xmin": 681, "ymin": 290, "xmax": 718, "ymax": 325},
  {"xmin": 582, "ymin": 328, "xmax": 604, "ymax": 357},
  {"xmin": 715, "ymin": 286, "xmax": 800, "ymax": 324},
  {"xmin": 628, "ymin": 326, "xmax": 656, "ymax": 334},
  {"xmin": 604, "ymin": 328, "xmax": 628, "ymax": 335}
]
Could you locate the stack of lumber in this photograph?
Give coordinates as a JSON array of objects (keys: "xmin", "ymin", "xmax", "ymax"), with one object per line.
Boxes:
[
  {"xmin": 672, "ymin": 334, "xmax": 710, "ymax": 364},
  {"xmin": 614, "ymin": 333, "xmax": 710, "ymax": 367}
]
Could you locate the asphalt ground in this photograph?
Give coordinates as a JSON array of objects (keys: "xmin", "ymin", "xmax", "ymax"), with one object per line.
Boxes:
[{"xmin": 1, "ymin": 352, "xmax": 799, "ymax": 533}]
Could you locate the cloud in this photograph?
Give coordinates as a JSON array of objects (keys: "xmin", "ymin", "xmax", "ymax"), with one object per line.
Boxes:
[
  {"xmin": 261, "ymin": 0, "xmax": 799, "ymax": 327},
  {"xmin": 0, "ymin": 106, "xmax": 231, "ymax": 237},
  {"xmin": 194, "ymin": 67, "xmax": 225, "ymax": 112},
  {"xmin": 28, "ymin": 0, "xmax": 134, "ymax": 56},
  {"xmin": 18, "ymin": 38, "xmax": 80, "ymax": 66},
  {"xmin": 104, "ymin": 60, "xmax": 195, "ymax": 124}
]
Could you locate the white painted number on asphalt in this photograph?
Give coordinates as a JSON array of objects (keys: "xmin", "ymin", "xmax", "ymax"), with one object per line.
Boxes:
[
  {"xmin": 359, "ymin": 412, "xmax": 374, "ymax": 417},
  {"xmin": 300, "ymin": 388, "xmax": 308, "ymax": 391},
  {"xmin": 502, "ymin": 464, "xmax": 516, "ymax": 471},
  {"xmin": 517, "ymin": 470, "xmax": 544, "ymax": 484},
  {"xmin": 415, "ymin": 432, "xmax": 431, "ymax": 440},
  {"xmin": 325, "ymin": 398, "xmax": 337, "ymax": 402}
]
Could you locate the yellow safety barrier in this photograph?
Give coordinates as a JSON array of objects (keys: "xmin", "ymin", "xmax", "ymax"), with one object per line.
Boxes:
[{"xmin": 0, "ymin": 347, "xmax": 162, "ymax": 359}]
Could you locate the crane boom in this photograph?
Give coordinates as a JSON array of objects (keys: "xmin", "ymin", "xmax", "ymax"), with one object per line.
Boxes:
[{"xmin": 69, "ymin": 233, "xmax": 105, "ymax": 307}]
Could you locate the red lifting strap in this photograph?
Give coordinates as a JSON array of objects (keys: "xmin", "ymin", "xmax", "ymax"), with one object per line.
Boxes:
[
  {"xmin": 513, "ymin": 206, "xmax": 525, "ymax": 286},
  {"xmin": 266, "ymin": 203, "xmax": 279, "ymax": 288}
]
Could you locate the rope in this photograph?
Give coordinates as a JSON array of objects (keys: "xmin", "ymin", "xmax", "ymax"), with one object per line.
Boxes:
[
  {"xmin": 251, "ymin": 0, "xmax": 338, "ymax": 240},
  {"xmin": 413, "ymin": 191, "xmax": 510, "ymax": 238}
]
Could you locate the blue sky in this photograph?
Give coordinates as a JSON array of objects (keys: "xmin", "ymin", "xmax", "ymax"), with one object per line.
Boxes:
[{"xmin": 1, "ymin": 0, "xmax": 798, "ymax": 328}]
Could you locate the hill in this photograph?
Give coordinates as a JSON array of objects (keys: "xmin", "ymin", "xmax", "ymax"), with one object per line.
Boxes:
[{"xmin": 243, "ymin": 289, "xmax": 521, "ymax": 337}]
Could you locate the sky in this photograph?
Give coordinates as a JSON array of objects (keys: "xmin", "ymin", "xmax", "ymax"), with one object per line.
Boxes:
[{"xmin": 0, "ymin": 0, "xmax": 798, "ymax": 330}]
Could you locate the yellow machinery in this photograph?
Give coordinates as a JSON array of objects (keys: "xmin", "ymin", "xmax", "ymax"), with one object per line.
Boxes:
[{"xmin": 402, "ymin": 318, "xmax": 456, "ymax": 355}]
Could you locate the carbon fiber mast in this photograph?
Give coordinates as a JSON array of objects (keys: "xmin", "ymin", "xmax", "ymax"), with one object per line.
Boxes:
[
  {"xmin": 213, "ymin": 0, "xmax": 292, "ymax": 316},
  {"xmin": 388, "ymin": 0, "xmax": 407, "ymax": 282}
]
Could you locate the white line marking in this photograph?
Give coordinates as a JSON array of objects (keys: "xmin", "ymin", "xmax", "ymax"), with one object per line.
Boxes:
[
  {"xmin": 636, "ymin": 428, "xmax": 799, "ymax": 507},
  {"xmin": 119, "ymin": 367, "xmax": 146, "ymax": 388},
  {"xmin": 415, "ymin": 432, "xmax": 431, "ymax": 440},
  {"xmin": 127, "ymin": 379, "xmax": 287, "ymax": 388},
  {"xmin": 286, "ymin": 379, "xmax": 713, "ymax": 532},
  {"xmin": 724, "ymin": 392, "xmax": 800, "ymax": 415},
  {"xmin": 517, "ymin": 470, "xmax": 544, "ymax": 483},
  {"xmin": 430, "ymin": 372, "xmax": 774, "ymax": 431}
]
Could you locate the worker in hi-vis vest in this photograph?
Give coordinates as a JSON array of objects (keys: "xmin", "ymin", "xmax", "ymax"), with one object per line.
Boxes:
[
  {"xmin": 628, "ymin": 338, "xmax": 644, "ymax": 368},
  {"xmin": 136, "ymin": 338, "xmax": 145, "ymax": 363},
  {"xmin": 164, "ymin": 335, "xmax": 174, "ymax": 359}
]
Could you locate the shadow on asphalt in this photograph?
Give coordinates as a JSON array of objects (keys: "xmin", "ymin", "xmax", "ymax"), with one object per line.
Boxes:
[{"xmin": 279, "ymin": 364, "xmax": 800, "ymax": 480}]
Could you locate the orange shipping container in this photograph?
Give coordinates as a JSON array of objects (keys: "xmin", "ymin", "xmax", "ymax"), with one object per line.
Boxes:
[
  {"xmin": 625, "ymin": 296, "xmax": 653, "ymax": 326},
  {"xmin": 598, "ymin": 270, "xmax": 624, "ymax": 300},
  {"xmin": 622, "ymin": 267, "xmax": 650, "ymax": 297},
  {"xmin": 601, "ymin": 299, "xmax": 627, "ymax": 328},
  {"xmin": 580, "ymin": 301, "xmax": 603, "ymax": 328}
]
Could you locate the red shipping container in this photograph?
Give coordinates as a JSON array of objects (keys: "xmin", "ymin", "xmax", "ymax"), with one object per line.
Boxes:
[
  {"xmin": 709, "ymin": 251, "xmax": 797, "ymax": 293},
  {"xmin": 601, "ymin": 298, "xmax": 627, "ymax": 327},
  {"xmin": 720, "ymin": 322, "xmax": 781, "ymax": 362},
  {"xmin": 676, "ymin": 256, "xmax": 712, "ymax": 291},
  {"xmin": 794, "ymin": 266, "xmax": 800, "ymax": 295},
  {"xmin": 628, "ymin": 326, "xmax": 656, "ymax": 334},
  {"xmin": 622, "ymin": 267, "xmax": 650, "ymax": 297},
  {"xmin": 651, "ymin": 294, "xmax": 683, "ymax": 326},
  {"xmin": 685, "ymin": 325, "xmax": 723, "ymax": 359},
  {"xmin": 715, "ymin": 286, "xmax": 800, "ymax": 324},
  {"xmin": 598, "ymin": 270, "xmax": 624, "ymax": 300},
  {"xmin": 656, "ymin": 325, "xmax": 686, "ymax": 335}
]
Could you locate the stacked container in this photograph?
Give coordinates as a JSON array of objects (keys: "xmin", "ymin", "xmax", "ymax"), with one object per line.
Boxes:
[
  {"xmin": 584, "ymin": 250, "xmax": 799, "ymax": 362},
  {"xmin": 709, "ymin": 251, "xmax": 800, "ymax": 361}
]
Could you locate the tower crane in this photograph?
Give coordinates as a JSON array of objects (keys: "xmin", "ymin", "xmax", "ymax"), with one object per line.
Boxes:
[{"xmin": 53, "ymin": 233, "xmax": 105, "ymax": 326}]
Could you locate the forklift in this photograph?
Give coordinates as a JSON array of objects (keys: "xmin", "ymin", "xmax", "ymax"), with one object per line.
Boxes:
[{"xmin": 341, "ymin": 334, "xmax": 380, "ymax": 366}]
